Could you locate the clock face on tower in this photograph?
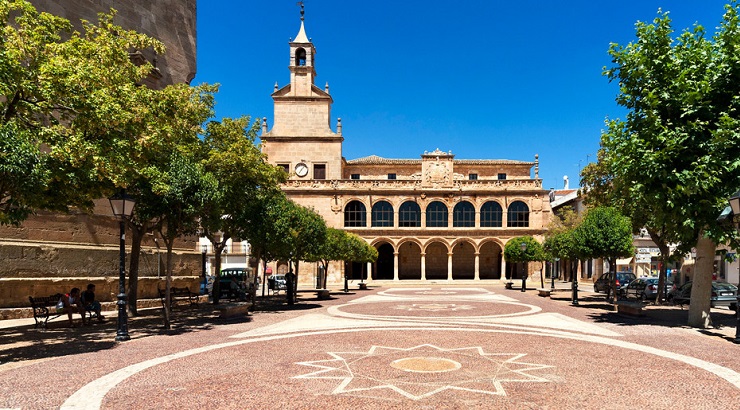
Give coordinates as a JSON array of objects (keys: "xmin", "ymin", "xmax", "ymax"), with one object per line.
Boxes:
[{"xmin": 295, "ymin": 162, "xmax": 309, "ymax": 177}]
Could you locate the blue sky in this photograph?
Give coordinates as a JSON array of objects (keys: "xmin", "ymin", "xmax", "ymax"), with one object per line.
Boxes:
[{"xmin": 195, "ymin": 1, "xmax": 729, "ymax": 191}]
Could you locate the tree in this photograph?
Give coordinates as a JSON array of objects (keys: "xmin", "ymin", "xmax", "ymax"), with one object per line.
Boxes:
[
  {"xmin": 572, "ymin": 207, "xmax": 634, "ymax": 303},
  {"xmin": 198, "ymin": 117, "xmax": 286, "ymax": 304},
  {"xmin": 306, "ymin": 228, "xmax": 348, "ymax": 289},
  {"xmin": 269, "ymin": 199, "xmax": 327, "ymax": 303},
  {"xmin": 504, "ymin": 236, "xmax": 544, "ymax": 290},
  {"xmin": 0, "ymin": 123, "xmax": 47, "ymax": 225},
  {"xmin": 0, "ymin": 1, "xmax": 166, "ymax": 218},
  {"xmin": 152, "ymin": 152, "xmax": 212, "ymax": 329},
  {"xmin": 587, "ymin": 3, "xmax": 740, "ymax": 325},
  {"xmin": 543, "ymin": 206, "xmax": 582, "ymax": 282}
]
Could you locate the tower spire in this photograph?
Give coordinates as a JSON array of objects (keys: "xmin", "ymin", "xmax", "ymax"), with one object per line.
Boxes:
[{"xmin": 298, "ymin": 1, "xmax": 304, "ymax": 21}]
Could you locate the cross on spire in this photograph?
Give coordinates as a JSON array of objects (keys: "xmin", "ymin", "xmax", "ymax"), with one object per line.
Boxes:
[{"xmin": 297, "ymin": 1, "xmax": 305, "ymax": 21}]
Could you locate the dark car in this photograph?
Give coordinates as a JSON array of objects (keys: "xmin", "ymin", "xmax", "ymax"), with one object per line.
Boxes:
[
  {"xmin": 594, "ymin": 271, "xmax": 636, "ymax": 294},
  {"xmin": 218, "ymin": 267, "xmax": 254, "ymax": 297},
  {"xmin": 623, "ymin": 277, "xmax": 673, "ymax": 301},
  {"xmin": 670, "ymin": 281, "xmax": 738, "ymax": 310}
]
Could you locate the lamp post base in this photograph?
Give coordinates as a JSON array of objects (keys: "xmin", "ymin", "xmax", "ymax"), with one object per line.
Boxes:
[{"xmin": 115, "ymin": 293, "xmax": 130, "ymax": 342}]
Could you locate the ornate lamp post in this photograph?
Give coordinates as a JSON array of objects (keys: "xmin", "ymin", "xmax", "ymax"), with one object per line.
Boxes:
[
  {"xmin": 520, "ymin": 242, "xmax": 528, "ymax": 292},
  {"xmin": 728, "ymin": 192, "xmax": 740, "ymax": 343},
  {"xmin": 109, "ymin": 191, "xmax": 136, "ymax": 342},
  {"xmin": 201, "ymin": 244, "xmax": 208, "ymax": 295},
  {"xmin": 572, "ymin": 263, "xmax": 580, "ymax": 306}
]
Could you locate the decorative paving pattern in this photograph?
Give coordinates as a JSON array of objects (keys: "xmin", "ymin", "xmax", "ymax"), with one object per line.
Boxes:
[
  {"xmin": 294, "ymin": 344, "xmax": 553, "ymax": 400},
  {"xmin": 391, "ymin": 303, "xmax": 475, "ymax": 312}
]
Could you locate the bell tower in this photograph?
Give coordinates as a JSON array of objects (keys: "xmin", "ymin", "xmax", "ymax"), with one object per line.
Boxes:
[{"xmin": 262, "ymin": 3, "xmax": 343, "ymax": 181}]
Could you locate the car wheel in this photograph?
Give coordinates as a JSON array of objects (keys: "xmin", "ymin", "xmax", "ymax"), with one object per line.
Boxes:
[
  {"xmin": 731, "ymin": 303, "xmax": 737, "ymax": 311},
  {"xmin": 640, "ymin": 293, "xmax": 647, "ymax": 302}
]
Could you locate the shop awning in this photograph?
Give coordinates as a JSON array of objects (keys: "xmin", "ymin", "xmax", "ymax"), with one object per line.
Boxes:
[{"xmin": 616, "ymin": 257, "xmax": 634, "ymax": 265}]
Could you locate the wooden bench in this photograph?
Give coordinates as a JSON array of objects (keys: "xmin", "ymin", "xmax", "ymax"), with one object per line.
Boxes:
[
  {"xmin": 537, "ymin": 288, "xmax": 551, "ymax": 297},
  {"xmin": 158, "ymin": 287, "xmax": 199, "ymax": 310},
  {"xmin": 616, "ymin": 301, "xmax": 645, "ymax": 316},
  {"xmin": 29, "ymin": 294, "xmax": 64, "ymax": 329}
]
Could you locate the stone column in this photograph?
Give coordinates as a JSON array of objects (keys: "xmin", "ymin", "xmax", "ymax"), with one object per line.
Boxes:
[
  {"xmin": 447, "ymin": 252, "xmax": 453, "ymax": 281},
  {"xmin": 502, "ymin": 258, "xmax": 507, "ymax": 281},
  {"xmin": 394, "ymin": 252, "xmax": 399, "ymax": 281},
  {"xmin": 474, "ymin": 253, "xmax": 480, "ymax": 280},
  {"xmin": 421, "ymin": 253, "xmax": 427, "ymax": 281}
]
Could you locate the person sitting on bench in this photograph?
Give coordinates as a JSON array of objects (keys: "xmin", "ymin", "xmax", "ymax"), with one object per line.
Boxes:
[
  {"xmin": 60, "ymin": 287, "xmax": 87, "ymax": 327},
  {"xmin": 81, "ymin": 283, "xmax": 104, "ymax": 322}
]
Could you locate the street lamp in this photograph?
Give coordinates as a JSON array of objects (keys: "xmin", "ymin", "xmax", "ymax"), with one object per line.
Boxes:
[
  {"xmin": 728, "ymin": 191, "xmax": 740, "ymax": 344},
  {"xmin": 109, "ymin": 191, "xmax": 136, "ymax": 342},
  {"xmin": 201, "ymin": 244, "xmax": 208, "ymax": 296},
  {"xmin": 520, "ymin": 242, "xmax": 528, "ymax": 292}
]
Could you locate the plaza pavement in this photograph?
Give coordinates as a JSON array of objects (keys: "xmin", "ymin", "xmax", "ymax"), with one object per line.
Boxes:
[{"xmin": 0, "ymin": 284, "xmax": 739, "ymax": 410}]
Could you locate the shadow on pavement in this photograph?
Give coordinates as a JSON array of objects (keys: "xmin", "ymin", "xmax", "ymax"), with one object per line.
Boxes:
[{"xmin": 0, "ymin": 295, "xmax": 317, "ymax": 367}]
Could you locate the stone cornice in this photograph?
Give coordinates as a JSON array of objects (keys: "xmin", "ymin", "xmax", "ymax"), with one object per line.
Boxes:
[{"xmin": 281, "ymin": 179, "xmax": 544, "ymax": 193}]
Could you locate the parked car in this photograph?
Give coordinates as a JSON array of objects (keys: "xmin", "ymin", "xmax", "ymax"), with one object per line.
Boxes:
[
  {"xmin": 218, "ymin": 267, "xmax": 254, "ymax": 297},
  {"xmin": 623, "ymin": 277, "xmax": 673, "ymax": 301},
  {"xmin": 670, "ymin": 281, "xmax": 738, "ymax": 310},
  {"xmin": 268, "ymin": 274, "xmax": 287, "ymax": 291},
  {"xmin": 594, "ymin": 271, "xmax": 636, "ymax": 294}
]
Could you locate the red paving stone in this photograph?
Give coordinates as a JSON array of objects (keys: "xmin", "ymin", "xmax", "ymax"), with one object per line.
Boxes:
[{"xmin": 0, "ymin": 285, "xmax": 738, "ymax": 409}]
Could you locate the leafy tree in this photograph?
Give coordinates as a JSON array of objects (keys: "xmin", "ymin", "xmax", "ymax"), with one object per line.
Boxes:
[
  {"xmin": 572, "ymin": 207, "xmax": 634, "ymax": 303},
  {"xmin": 198, "ymin": 117, "xmax": 285, "ymax": 304},
  {"xmin": 306, "ymin": 228, "xmax": 348, "ymax": 289},
  {"xmin": 269, "ymin": 199, "xmax": 327, "ymax": 303},
  {"xmin": 0, "ymin": 123, "xmax": 47, "ymax": 224},
  {"xmin": 0, "ymin": 1, "xmax": 166, "ymax": 217},
  {"xmin": 504, "ymin": 236, "xmax": 544, "ymax": 289},
  {"xmin": 586, "ymin": 3, "xmax": 740, "ymax": 325},
  {"xmin": 543, "ymin": 206, "xmax": 582, "ymax": 282},
  {"xmin": 152, "ymin": 152, "xmax": 212, "ymax": 329}
]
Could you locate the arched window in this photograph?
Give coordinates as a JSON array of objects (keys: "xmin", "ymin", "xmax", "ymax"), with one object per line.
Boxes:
[
  {"xmin": 507, "ymin": 201, "xmax": 530, "ymax": 227},
  {"xmin": 371, "ymin": 201, "xmax": 394, "ymax": 227},
  {"xmin": 398, "ymin": 201, "xmax": 421, "ymax": 227},
  {"xmin": 426, "ymin": 201, "xmax": 448, "ymax": 227},
  {"xmin": 453, "ymin": 201, "xmax": 475, "ymax": 227},
  {"xmin": 344, "ymin": 200, "xmax": 366, "ymax": 227},
  {"xmin": 480, "ymin": 201, "xmax": 503, "ymax": 227},
  {"xmin": 295, "ymin": 48, "xmax": 307, "ymax": 66}
]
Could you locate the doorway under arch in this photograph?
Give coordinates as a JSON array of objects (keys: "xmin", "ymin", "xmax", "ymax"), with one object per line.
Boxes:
[
  {"xmin": 373, "ymin": 243, "xmax": 394, "ymax": 280},
  {"xmin": 452, "ymin": 241, "xmax": 475, "ymax": 279},
  {"xmin": 398, "ymin": 242, "xmax": 421, "ymax": 279},
  {"xmin": 425, "ymin": 242, "xmax": 448, "ymax": 280},
  {"xmin": 479, "ymin": 241, "xmax": 502, "ymax": 279}
]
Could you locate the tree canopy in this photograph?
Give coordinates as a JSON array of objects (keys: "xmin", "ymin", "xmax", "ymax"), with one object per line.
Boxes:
[{"xmin": 582, "ymin": 2, "xmax": 740, "ymax": 324}]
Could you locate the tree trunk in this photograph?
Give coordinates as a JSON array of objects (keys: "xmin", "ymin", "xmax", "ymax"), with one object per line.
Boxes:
[
  {"xmin": 127, "ymin": 223, "xmax": 146, "ymax": 317},
  {"xmin": 212, "ymin": 247, "xmax": 223, "ymax": 305},
  {"xmin": 163, "ymin": 237, "xmax": 174, "ymax": 330},
  {"xmin": 649, "ymin": 231, "xmax": 670, "ymax": 304},
  {"xmin": 687, "ymin": 233, "xmax": 715, "ymax": 328}
]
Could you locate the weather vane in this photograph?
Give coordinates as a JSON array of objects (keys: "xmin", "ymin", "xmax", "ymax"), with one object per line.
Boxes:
[{"xmin": 297, "ymin": 1, "xmax": 305, "ymax": 20}]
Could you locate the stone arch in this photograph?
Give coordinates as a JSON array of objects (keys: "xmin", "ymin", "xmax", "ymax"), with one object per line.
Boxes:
[
  {"xmin": 344, "ymin": 200, "xmax": 367, "ymax": 227},
  {"xmin": 372, "ymin": 241, "xmax": 395, "ymax": 280},
  {"xmin": 480, "ymin": 200, "xmax": 503, "ymax": 227},
  {"xmin": 479, "ymin": 240, "xmax": 503, "ymax": 280},
  {"xmin": 507, "ymin": 200, "xmax": 530, "ymax": 227},
  {"xmin": 399, "ymin": 201, "xmax": 421, "ymax": 227},
  {"xmin": 453, "ymin": 200, "xmax": 475, "ymax": 227},
  {"xmin": 452, "ymin": 239, "xmax": 476, "ymax": 279},
  {"xmin": 426, "ymin": 200, "xmax": 448, "ymax": 227},
  {"xmin": 424, "ymin": 239, "xmax": 449, "ymax": 280},
  {"xmin": 295, "ymin": 47, "xmax": 307, "ymax": 66},
  {"xmin": 397, "ymin": 240, "xmax": 421, "ymax": 280},
  {"xmin": 371, "ymin": 200, "xmax": 394, "ymax": 227}
]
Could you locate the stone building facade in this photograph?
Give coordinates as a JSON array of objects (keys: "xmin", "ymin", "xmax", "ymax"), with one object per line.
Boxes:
[
  {"xmin": 0, "ymin": 1, "xmax": 200, "ymax": 309},
  {"xmin": 261, "ymin": 17, "xmax": 552, "ymax": 286}
]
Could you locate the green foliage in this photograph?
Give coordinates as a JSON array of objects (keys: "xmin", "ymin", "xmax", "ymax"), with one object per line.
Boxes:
[
  {"xmin": 504, "ymin": 236, "xmax": 544, "ymax": 263},
  {"xmin": 572, "ymin": 207, "xmax": 633, "ymax": 260},
  {"xmin": 583, "ymin": 2, "xmax": 740, "ymax": 251},
  {"xmin": 0, "ymin": 123, "xmax": 47, "ymax": 224}
]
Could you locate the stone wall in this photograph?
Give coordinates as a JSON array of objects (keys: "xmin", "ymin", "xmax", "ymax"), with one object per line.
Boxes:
[{"xmin": 29, "ymin": 0, "xmax": 197, "ymax": 85}]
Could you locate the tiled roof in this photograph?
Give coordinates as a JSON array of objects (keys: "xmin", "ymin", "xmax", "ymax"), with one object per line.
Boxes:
[{"xmin": 347, "ymin": 155, "xmax": 532, "ymax": 165}]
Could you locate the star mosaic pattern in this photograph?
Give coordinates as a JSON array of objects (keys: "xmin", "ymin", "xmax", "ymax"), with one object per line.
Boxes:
[
  {"xmin": 392, "ymin": 303, "xmax": 475, "ymax": 312},
  {"xmin": 294, "ymin": 344, "xmax": 553, "ymax": 400}
]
